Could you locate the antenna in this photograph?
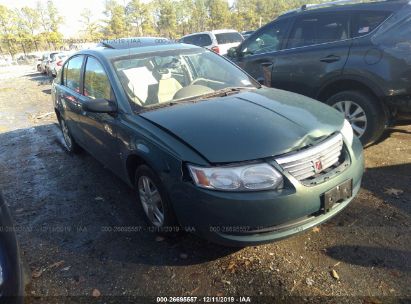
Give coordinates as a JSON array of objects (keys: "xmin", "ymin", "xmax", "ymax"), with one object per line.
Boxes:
[{"xmin": 99, "ymin": 41, "xmax": 115, "ymax": 49}]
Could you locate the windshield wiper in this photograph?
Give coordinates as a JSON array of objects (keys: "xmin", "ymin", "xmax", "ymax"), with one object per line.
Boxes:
[
  {"xmin": 159, "ymin": 86, "xmax": 257, "ymax": 105},
  {"xmin": 213, "ymin": 86, "xmax": 255, "ymax": 95},
  {"xmin": 193, "ymin": 86, "xmax": 257, "ymax": 99},
  {"xmin": 137, "ymin": 86, "xmax": 258, "ymax": 113}
]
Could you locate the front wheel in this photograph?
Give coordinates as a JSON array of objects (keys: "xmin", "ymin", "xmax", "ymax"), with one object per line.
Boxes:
[
  {"xmin": 326, "ymin": 90, "xmax": 386, "ymax": 146},
  {"xmin": 135, "ymin": 165, "xmax": 177, "ymax": 232}
]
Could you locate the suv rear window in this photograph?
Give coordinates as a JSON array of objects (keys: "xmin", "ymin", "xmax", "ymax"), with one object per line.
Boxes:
[
  {"xmin": 215, "ymin": 32, "xmax": 243, "ymax": 44},
  {"xmin": 373, "ymin": 14, "xmax": 411, "ymax": 47},
  {"xmin": 351, "ymin": 11, "xmax": 391, "ymax": 38}
]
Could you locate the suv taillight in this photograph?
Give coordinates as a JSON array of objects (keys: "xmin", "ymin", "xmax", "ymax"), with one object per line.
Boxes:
[{"xmin": 211, "ymin": 46, "xmax": 220, "ymax": 54}]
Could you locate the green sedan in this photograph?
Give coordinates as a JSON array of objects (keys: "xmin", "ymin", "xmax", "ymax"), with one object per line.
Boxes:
[{"xmin": 52, "ymin": 38, "xmax": 364, "ymax": 246}]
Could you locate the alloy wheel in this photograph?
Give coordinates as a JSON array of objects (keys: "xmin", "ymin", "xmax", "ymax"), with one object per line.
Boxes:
[
  {"xmin": 138, "ymin": 176, "xmax": 165, "ymax": 227},
  {"xmin": 332, "ymin": 100, "xmax": 367, "ymax": 138},
  {"xmin": 60, "ymin": 119, "xmax": 73, "ymax": 150}
]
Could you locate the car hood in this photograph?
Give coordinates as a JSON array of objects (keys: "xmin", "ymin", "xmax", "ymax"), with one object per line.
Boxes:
[{"xmin": 140, "ymin": 88, "xmax": 344, "ymax": 163}]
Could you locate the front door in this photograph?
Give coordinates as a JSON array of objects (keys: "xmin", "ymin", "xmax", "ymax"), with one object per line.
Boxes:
[
  {"xmin": 235, "ymin": 18, "xmax": 291, "ymax": 84},
  {"xmin": 78, "ymin": 56, "xmax": 122, "ymax": 173}
]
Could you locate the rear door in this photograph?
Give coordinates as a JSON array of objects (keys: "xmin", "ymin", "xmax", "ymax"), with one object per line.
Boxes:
[
  {"xmin": 56, "ymin": 55, "xmax": 85, "ymax": 143},
  {"xmin": 271, "ymin": 12, "xmax": 351, "ymax": 97}
]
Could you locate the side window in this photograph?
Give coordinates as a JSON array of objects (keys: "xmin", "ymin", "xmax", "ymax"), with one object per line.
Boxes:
[
  {"xmin": 186, "ymin": 34, "xmax": 212, "ymax": 47},
  {"xmin": 83, "ymin": 57, "xmax": 112, "ymax": 100},
  {"xmin": 64, "ymin": 55, "xmax": 84, "ymax": 93},
  {"xmin": 181, "ymin": 36, "xmax": 190, "ymax": 44},
  {"xmin": 196, "ymin": 34, "xmax": 212, "ymax": 47},
  {"xmin": 287, "ymin": 13, "xmax": 349, "ymax": 48},
  {"xmin": 240, "ymin": 19, "xmax": 290, "ymax": 57},
  {"xmin": 182, "ymin": 35, "xmax": 197, "ymax": 45},
  {"xmin": 351, "ymin": 11, "xmax": 390, "ymax": 38}
]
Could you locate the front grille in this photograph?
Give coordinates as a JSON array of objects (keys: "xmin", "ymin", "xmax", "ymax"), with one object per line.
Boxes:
[{"xmin": 275, "ymin": 133, "xmax": 344, "ymax": 182}]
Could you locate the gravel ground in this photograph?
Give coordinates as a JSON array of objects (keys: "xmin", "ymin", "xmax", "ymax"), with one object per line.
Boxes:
[{"xmin": 0, "ymin": 66, "xmax": 410, "ymax": 304}]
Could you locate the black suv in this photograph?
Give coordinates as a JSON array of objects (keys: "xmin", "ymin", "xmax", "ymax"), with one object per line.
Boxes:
[{"xmin": 227, "ymin": 0, "xmax": 411, "ymax": 145}]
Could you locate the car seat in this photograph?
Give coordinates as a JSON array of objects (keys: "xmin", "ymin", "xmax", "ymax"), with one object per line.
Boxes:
[{"xmin": 157, "ymin": 69, "xmax": 183, "ymax": 103}]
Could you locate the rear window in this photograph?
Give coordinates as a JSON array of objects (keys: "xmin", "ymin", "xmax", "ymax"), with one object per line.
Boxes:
[
  {"xmin": 373, "ymin": 14, "xmax": 411, "ymax": 47},
  {"xmin": 215, "ymin": 32, "xmax": 243, "ymax": 44},
  {"xmin": 350, "ymin": 11, "xmax": 391, "ymax": 38}
]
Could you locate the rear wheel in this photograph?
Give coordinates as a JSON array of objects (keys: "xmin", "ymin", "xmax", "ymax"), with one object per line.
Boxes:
[
  {"xmin": 58, "ymin": 117, "xmax": 81, "ymax": 153},
  {"xmin": 326, "ymin": 90, "xmax": 386, "ymax": 145}
]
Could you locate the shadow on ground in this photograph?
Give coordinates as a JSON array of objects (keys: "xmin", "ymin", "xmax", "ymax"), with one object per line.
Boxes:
[
  {"xmin": 361, "ymin": 163, "xmax": 411, "ymax": 216},
  {"xmin": 373, "ymin": 119, "xmax": 411, "ymax": 145},
  {"xmin": 0, "ymin": 124, "xmax": 239, "ymax": 269},
  {"xmin": 25, "ymin": 72, "xmax": 52, "ymax": 86},
  {"xmin": 326, "ymin": 245, "xmax": 411, "ymax": 272}
]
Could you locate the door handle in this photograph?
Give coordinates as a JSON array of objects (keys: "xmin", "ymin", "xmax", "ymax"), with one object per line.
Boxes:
[{"xmin": 320, "ymin": 55, "xmax": 340, "ymax": 63}]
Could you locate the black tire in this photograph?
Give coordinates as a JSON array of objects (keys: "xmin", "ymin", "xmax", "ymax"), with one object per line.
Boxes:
[
  {"xmin": 58, "ymin": 117, "xmax": 81, "ymax": 153},
  {"xmin": 134, "ymin": 165, "xmax": 178, "ymax": 233},
  {"xmin": 326, "ymin": 90, "xmax": 387, "ymax": 146}
]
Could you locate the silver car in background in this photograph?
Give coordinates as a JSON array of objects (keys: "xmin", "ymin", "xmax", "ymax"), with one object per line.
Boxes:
[
  {"xmin": 39, "ymin": 52, "xmax": 58, "ymax": 74},
  {"xmin": 48, "ymin": 52, "xmax": 71, "ymax": 77}
]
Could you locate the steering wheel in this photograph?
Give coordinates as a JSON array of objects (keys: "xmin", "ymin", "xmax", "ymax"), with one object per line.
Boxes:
[{"xmin": 173, "ymin": 84, "xmax": 215, "ymax": 100}]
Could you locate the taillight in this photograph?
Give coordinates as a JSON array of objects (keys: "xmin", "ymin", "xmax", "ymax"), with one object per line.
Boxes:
[
  {"xmin": 211, "ymin": 46, "xmax": 220, "ymax": 54},
  {"xmin": 57, "ymin": 60, "xmax": 63, "ymax": 66}
]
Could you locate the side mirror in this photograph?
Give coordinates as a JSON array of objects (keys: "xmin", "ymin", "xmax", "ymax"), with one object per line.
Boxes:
[
  {"xmin": 82, "ymin": 99, "xmax": 117, "ymax": 113},
  {"xmin": 227, "ymin": 47, "xmax": 238, "ymax": 59}
]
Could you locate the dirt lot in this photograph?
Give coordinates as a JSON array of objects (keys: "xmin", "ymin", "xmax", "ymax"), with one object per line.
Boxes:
[{"xmin": 0, "ymin": 65, "xmax": 410, "ymax": 303}]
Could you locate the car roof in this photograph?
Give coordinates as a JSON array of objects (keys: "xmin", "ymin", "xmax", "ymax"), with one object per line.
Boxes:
[
  {"xmin": 278, "ymin": 0, "xmax": 408, "ymax": 19},
  {"xmin": 74, "ymin": 41, "xmax": 203, "ymax": 61},
  {"xmin": 210, "ymin": 29, "xmax": 239, "ymax": 34}
]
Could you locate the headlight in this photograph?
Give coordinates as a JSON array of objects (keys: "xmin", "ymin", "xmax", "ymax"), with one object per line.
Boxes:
[
  {"xmin": 188, "ymin": 163, "xmax": 283, "ymax": 191},
  {"xmin": 341, "ymin": 119, "xmax": 354, "ymax": 146}
]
